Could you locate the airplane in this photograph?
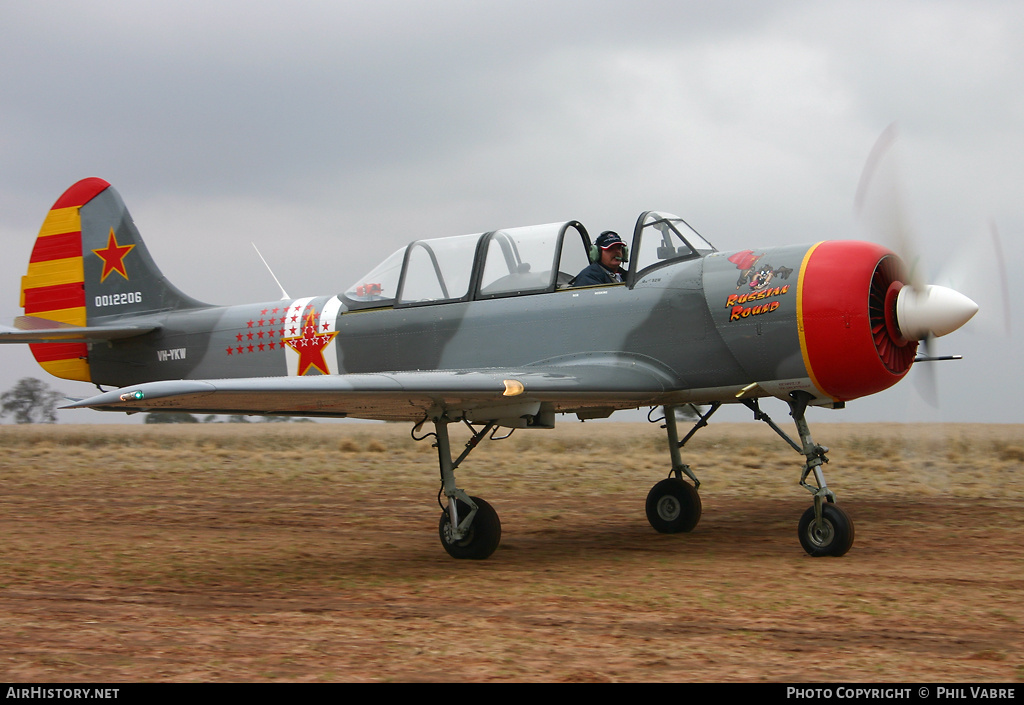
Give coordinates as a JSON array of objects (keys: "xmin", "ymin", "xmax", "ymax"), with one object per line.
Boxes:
[{"xmin": 1, "ymin": 175, "xmax": 980, "ymax": 560}]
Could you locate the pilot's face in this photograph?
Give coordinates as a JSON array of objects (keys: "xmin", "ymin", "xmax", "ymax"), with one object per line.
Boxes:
[{"xmin": 601, "ymin": 244, "xmax": 625, "ymax": 270}]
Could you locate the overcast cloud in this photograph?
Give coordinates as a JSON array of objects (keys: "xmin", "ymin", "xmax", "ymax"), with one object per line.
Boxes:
[{"xmin": 0, "ymin": 0, "xmax": 1020, "ymax": 424}]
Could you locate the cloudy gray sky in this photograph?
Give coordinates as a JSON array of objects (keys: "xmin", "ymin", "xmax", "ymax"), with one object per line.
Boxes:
[{"xmin": 0, "ymin": 0, "xmax": 1020, "ymax": 424}]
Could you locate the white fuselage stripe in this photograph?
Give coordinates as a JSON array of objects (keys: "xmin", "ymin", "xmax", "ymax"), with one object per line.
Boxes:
[
  {"xmin": 283, "ymin": 297, "xmax": 315, "ymax": 376},
  {"xmin": 319, "ymin": 296, "xmax": 343, "ymax": 374}
]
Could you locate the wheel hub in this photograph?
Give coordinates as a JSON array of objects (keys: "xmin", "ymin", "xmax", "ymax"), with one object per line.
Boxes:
[
  {"xmin": 443, "ymin": 520, "xmax": 474, "ymax": 547},
  {"xmin": 806, "ymin": 518, "xmax": 835, "ymax": 547},
  {"xmin": 657, "ymin": 496, "xmax": 681, "ymax": 521}
]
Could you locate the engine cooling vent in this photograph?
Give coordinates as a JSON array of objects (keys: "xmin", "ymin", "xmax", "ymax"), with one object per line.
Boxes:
[{"xmin": 868, "ymin": 255, "xmax": 917, "ymax": 375}]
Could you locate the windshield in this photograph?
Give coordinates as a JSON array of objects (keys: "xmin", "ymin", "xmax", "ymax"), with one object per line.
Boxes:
[
  {"xmin": 343, "ymin": 247, "xmax": 405, "ymax": 308},
  {"xmin": 632, "ymin": 211, "xmax": 715, "ymax": 276}
]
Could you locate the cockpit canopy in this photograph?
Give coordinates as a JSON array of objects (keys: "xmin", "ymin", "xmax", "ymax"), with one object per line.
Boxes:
[{"xmin": 343, "ymin": 212, "xmax": 715, "ymax": 310}]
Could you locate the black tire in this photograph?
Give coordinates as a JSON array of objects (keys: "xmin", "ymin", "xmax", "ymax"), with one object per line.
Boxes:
[
  {"xmin": 645, "ymin": 478, "xmax": 702, "ymax": 533},
  {"xmin": 798, "ymin": 503, "xmax": 855, "ymax": 557},
  {"xmin": 438, "ymin": 496, "xmax": 501, "ymax": 559}
]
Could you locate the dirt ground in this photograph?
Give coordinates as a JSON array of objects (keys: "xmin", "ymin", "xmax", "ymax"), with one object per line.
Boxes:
[{"xmin": 0, "ymin": 421, "xmax": 1021, "ymax": 683}]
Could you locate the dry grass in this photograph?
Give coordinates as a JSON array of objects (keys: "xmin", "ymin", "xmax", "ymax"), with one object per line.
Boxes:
[
  {"xmin": 5, "ymin": 420, "xmax": 1019, "ymax": 502},
  {"xmin": 0, "ymin": 421, "xmax": 1021, "ymax": 682}
]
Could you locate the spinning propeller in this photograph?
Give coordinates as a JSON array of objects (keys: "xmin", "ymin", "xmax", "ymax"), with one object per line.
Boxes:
[{"xmin": 854, "ymin": 124, "xmax": 985, "ymax": 404}]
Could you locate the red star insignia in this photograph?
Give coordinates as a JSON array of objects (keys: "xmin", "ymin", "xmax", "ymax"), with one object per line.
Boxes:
[
  {"xmin": 226, "ymin": 347, "xmax": 233, "ymax": 355},
  {"xmin": 92, "ymin": 229, "xmax": 135, "ymax": 282},
  {"xmin": 282, "ymin": 310, "xmax": 338, "ymax": 375},
  {"xmin": 260, "ymin": 308, "xmax": 268, "ymax": 315}
]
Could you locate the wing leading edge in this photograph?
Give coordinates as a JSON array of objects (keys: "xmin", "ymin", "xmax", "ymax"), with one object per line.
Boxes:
[{"xmin": 65, "ymin": 361, "xmax": 674, "ymax": 423}]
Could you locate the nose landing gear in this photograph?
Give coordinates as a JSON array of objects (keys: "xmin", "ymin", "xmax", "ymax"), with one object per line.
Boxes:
[{"xmin": 798, "ymin": 503, "xmax": 854, "ymax": 557}]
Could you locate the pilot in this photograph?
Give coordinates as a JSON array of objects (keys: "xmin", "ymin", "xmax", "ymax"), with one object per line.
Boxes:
[{"xmin": 573, "ymin": 231, "xmax": 628, "ymax": 286}]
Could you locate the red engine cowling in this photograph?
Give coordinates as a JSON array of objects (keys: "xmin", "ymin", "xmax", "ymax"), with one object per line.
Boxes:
[{"xmin": 798, "ymin": 240, "xmax": 917, "ymax": 402}]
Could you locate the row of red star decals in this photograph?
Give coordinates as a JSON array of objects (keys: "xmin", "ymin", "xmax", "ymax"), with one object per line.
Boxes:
[{"xmin": 226, "ymin": 301, "xmax": 338, "ymax": 376}]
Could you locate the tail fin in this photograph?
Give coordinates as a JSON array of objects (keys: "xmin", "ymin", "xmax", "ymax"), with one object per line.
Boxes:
[{"xmin": 20, "ymin": 178, "xmax": 206, "ymax": 382}]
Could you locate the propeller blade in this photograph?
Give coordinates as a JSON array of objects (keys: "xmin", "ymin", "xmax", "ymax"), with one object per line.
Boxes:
[
  {"xmin": 854, "ymin": 123, "xmax": 925, "ymax": 292},
  {"xmin": 934, "ymin": 220, "xmax": 1011, "ymax": 337},
  {"xmin": 990, "ymin": 221, "xmax": 1012, "ymax": 336},
  {"xmin": 912, "ymin": 335, "xmax": 939, "ymax": 407}
]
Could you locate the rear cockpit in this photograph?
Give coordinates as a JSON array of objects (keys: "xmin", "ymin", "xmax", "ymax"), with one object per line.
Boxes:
[{"xmin": 342, "ymin": 213, "xmax": 715, "ymax": 310}]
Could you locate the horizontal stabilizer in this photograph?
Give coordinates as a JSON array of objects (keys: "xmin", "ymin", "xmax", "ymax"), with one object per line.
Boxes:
[{"xmin": 0, "ymin": 315, "xmax": 157, "ymax": 344}]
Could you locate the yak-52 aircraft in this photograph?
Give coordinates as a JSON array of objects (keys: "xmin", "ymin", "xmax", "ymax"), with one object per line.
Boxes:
[{"xmin": 2, "ymin": 175, "xmax": 979, "ymax": 559}]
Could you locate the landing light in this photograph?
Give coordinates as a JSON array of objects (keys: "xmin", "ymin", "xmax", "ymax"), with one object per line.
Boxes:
[{"xmin": 502, "ymin": 379, "xmax": 525, "ymax": 396}]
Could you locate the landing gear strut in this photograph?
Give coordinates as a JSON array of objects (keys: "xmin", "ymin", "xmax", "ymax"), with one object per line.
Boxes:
[{"xmin": 417, "ymin": 416, "xmax": 503, "ymax": 560}]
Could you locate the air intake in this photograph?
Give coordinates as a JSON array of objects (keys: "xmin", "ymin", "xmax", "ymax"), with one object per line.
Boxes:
[{"xmin": 868, "ymin": 255, "xmax": 916, "ymax": 375}]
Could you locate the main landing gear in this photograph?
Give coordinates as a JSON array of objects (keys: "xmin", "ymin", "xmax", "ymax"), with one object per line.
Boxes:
[
  {"xmin": 644, "ymin": 404, "xmax": 707, "ymax": 534},
  {"xmin": 415, "ymin": 416, "xmax": 504, "ymax": 560},
  {"xmin": 648, "ymin": 392, "xmax": 854, "ymax": 557}
]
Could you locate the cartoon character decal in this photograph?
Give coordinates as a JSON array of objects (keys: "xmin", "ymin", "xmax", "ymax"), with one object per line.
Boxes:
[
  {"xmin": 728, "ymin": 250, "xmax": 793, "ymax": 291},
  {"xmin": 723, "ymin": 250, "xmax": 795, "ymax": 322}
]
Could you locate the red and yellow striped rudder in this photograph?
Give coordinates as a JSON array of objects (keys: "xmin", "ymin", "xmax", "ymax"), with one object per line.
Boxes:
[{"xmin": 20, "ymin": 178, "xmax": 111, "ymax": 382}]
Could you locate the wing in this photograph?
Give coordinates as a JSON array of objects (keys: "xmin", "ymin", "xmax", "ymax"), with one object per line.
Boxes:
[
  {"xmin": 65, "ymin": 359, "xmax": 675, "ymax": 423},
  {"xmin": 0, "ymin": 316, "xmax": 156, "ymax": 344}
]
